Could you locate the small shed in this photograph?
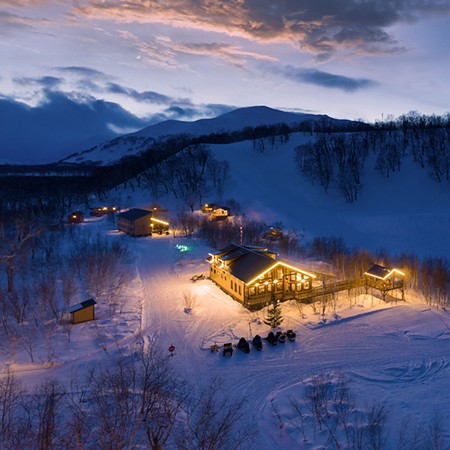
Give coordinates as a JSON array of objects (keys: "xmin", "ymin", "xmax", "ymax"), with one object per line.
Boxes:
[
  {"xmin": 68, "ymin": 211, "xmax": 84, "ymax": 224},
  {"xmin": 68, "ymin": 298, "xmax": 97, "ymax": 324}
]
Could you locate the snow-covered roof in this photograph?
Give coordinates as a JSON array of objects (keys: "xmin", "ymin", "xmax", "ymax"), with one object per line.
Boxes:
[
  {"xmin": 365, "ymin": 264, "xmax": 405, "ymax": 280},
  {"xmin": 68, "ymin": 298, "xmax": 97, "ymax": 314},
  {"xmin": 117, "ymin": 208, "xmax": 152, "ymax": 221},
  {"xmin": 210, "ymin": 243, "xmax": 314, "ymax": 284}
]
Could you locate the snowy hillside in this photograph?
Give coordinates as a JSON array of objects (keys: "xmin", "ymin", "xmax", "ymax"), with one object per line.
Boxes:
[
  {"xmin": 1, "ymin": 108, "xmax": 449, "ymax": 449},
  {"xmin": 207, "ymin": 133, "xmax": 450, "ymax": 259},
  {"xmin": 58, "ymin": 106, "xmax": 350, "ymax": 166}
]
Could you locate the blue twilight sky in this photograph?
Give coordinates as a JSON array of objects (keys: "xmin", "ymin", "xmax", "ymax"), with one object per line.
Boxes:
[{"xmin": 1, "ymin": 0, "xmax": 450, "ymax": 163}]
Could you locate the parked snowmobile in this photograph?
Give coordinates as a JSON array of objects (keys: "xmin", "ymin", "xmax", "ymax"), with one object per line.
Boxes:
[
  {"xmin": 276, "ymin": 331, "xmax": 286, "ymax": 344},
  {"xmin": 223, "ymin": 342, "xmax": 233, "ymax": 356},
  {"xmin": 266, "ymin": 331, "xmax": 277, "ymax": 346},
  {"xmin": 252, "ymin": 334, "xmax": 263, "ymax": 351},
  {"xmin": 237, "ymin": 337, "xmax": 250, "ymax": 353},
  {"xmin": 286, "ymin": 329, "xmax": 296, "ymax": 341}
]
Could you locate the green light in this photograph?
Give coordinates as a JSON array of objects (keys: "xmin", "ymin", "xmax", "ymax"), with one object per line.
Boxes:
[{"xmin": 176, "ymin": 244, "xmax": 189, "ymax": 252}]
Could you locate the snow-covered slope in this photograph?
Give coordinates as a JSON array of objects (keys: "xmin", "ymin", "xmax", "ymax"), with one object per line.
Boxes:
[
  {"xmin": 206, "ymin": 134, "xmax": 450, "ymax": 259},
  {"xmin": 58, "ymin": 106, "xmax": 349, "ymax": 166},
  {"xmin": 109, "ymin": 129, "xmax": 449, "ymax": 260}
]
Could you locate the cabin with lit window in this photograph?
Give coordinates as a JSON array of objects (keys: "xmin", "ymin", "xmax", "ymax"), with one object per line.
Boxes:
[
  {"xmin": 117, "ymin": 208, "xmax": 169, "ymax": 236},
  {"xmin": 68, "ymin": 211, "xmax": 84, "ymax": 224},
  {"xmin": 201, "ymin": 203, "xmax": 217, "ymax": 214},
  {"xmin": 365, "ymin": 264, "xmax": 405, "ymax": 301},
  {"xmin": 209, "ymin": 206, "xmax": 230, "ymax": 221},
  {"xmin": 89, "ymin": 206, "xmax": 118, "ymax": 217},
  {"xmin": 207, "ymin": 243, "xmax": 316, "ymax": 310}
]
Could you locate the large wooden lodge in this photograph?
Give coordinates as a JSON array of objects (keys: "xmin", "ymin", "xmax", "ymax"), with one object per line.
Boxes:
[{"xmin": 208, "ymin": 243, "xmax": 316, "ymax": 310}]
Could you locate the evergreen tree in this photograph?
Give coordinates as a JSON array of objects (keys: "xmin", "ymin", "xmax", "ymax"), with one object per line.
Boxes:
[{"xmin": 264, "ymin": 297, "xmax": 284, "ymax": 328}]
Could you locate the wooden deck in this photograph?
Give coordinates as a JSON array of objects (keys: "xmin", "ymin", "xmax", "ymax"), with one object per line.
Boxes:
[{"xmin": 293, "ymin": 277, "xmax": 366, "ymax": 302}]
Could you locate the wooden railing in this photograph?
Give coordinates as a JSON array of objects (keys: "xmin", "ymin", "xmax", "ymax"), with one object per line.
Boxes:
[{"xmin": 292, "ymin": 277, "xmax": 366, "ymax": 302}]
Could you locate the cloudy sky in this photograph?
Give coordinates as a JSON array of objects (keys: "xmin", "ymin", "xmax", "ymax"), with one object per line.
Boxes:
[{"xmin": 1, "ymin": 0, "xmax": 450, "ymax": 163}]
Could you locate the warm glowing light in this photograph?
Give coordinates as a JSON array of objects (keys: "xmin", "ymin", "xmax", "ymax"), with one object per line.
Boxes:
[
  {"xmin": 246, "ymin": 262, "xmax": 316, "ymax": 286},
  {"xmin": 151, "ymin": 217, "xmax": 169, "ymax": 226},
  {"xmin": 364, "ymin": 268, "xmax": 405, "ymax": 280}
]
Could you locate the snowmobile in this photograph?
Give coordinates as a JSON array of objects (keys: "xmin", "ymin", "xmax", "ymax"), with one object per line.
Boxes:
[
  {"xmin": 223, "ymin": 342, "xmax": 233, "ymax": 356},
  {"xmin": 286, "ymin": 329, "xmax": 296, "ymax": 342},
  {"xmin": 252, "ymin": 334, "xmax": 263, "ymax": 351},
  {"xmin": 276, "ymin": 331, "xmax": 286, "ymax": 344},
  {"xmin": 237, "ymin": 337, "xmax": 250, "ymax": 353},
  {"xmin": 266, "ymin": 331, "xmax": 277, "ymax": 346}
]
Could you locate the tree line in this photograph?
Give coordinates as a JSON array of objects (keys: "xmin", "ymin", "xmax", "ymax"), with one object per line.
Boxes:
[
  {"xmin": 279, "ymin": 371, "xmax": 447, "ymax": 450},
  {"xmin": 0, "ymin": 217, "xmax": 133, "ymax": 361},
  {"xmin": 307, "ymin": 236, "xmax": 449, "ymax": 308},
  {"xmin": 295, "ymin": 111, "xmax": 450, "ymax": 203},
  {"xmin": 0, "ymin": 342, "xmax": 254, "ymax": 450}
]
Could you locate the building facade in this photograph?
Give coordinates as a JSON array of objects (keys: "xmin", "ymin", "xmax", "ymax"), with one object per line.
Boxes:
[
  {"xmin": 208, "ymin": 244, "xmax": 316, "ymax": 310},
  {"xmin": 117, "ymin": 208, "xmax": 169, "ymax": 236}
]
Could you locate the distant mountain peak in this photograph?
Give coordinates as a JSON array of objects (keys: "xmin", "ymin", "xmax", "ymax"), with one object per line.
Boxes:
[{"xmin": 58, "ymin": 106, "xmax": 348, "ymax": 166}]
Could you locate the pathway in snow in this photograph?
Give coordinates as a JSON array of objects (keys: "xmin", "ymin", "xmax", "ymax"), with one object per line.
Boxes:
[{"xmin": 134, "ymin": 236, "xmax": 450, "ymax": 448}]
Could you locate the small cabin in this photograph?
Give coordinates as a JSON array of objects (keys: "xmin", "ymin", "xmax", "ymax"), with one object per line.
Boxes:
[
  {"xmin": 89, "ymin": 206, "xmax": 118, "ymax": 217},
  {"xmin": 68, "ymin": 298, "xmax": 97, "ymax": 324},
  {"xmin": 210, "ymin": 206, "xmax": 230, "ymax": 221},
  {"xmin": 365, "ymin": 264, "xmax": 405, "ymax": 300},
  {"xmin": 68, "ymin": 211, "xmax": 84, "ymax": 224},
  {"xmin": 263, "ymin": 226, "xmax": 284, "ymax": 240},
  {"xmin": 201, "ymin": 203, "xmax": 217, "ymax": 214}
]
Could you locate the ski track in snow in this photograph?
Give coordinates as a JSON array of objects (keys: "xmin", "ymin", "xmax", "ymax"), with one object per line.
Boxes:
[
  {"xmin": 6, "ymin": 212, "xmax": 450, "ymax": 448},
  {"xmin": 131, "ymin": 238, "xmax": 450, "ymax": 449}
]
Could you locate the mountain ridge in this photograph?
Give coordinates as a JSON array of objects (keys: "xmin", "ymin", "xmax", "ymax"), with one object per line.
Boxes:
[{"xmin": 58, "ymin": 105, "xmax": 356, "ymax": 166}]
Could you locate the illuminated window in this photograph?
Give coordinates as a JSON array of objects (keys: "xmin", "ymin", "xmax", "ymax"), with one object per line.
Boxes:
[
  {"xmin": 290, "ymin": 283, "xmax": 296, "ymax": 291},
  {"xmin": 290, "ymin": 273, "xmax": 296, "ymax": 281},
  {"xmin": 296, "ymin": 283, "xmax": 302, "ymax": 291},
  {"xmin": 276, "ymin": 269, "xmax": 283, "ymax": 279},
  {"xmin": 249, "ymin": 287, "xmax": 256, "ymax": 296},
  {"xmin": 303, "ymin": 281, "xmax": 310, "ymax": 289},
  {"xmin": 267, "ymin": 284, "xmax": 273, "ymax": 292},
  {"xmin": 258, "ymin": 285, "xmax": 265, "ymax": 295}
]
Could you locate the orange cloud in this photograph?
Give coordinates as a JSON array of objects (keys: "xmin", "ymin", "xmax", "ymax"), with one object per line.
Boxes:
[{"xmin": 73, "ymin": 0, "xmax": 450, "ymax": 59}]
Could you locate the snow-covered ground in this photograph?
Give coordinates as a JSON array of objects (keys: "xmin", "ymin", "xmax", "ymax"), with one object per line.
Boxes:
[
  {"xmin": 3, "ymin": 118, "xmax": 449, "ymax": 447},
  {"xmin": 5, "ymin": 213, "xmax": 449, "ymax": 449}
]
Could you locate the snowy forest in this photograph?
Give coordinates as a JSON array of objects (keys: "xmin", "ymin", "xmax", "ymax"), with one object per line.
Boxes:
[{"xmin": 0, "ymin": 109, "xmax": 449, "ymax": 449}]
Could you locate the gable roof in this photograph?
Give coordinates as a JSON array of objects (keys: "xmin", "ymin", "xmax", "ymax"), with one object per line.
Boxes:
[
  {"xmin": 68, "ymin": 298, "xmax": 97, "ymax": 314},
  {"xmin": 117, "ymin": 208, "xmax": 152, "ymax": 221},
  {"xmin": 365, "ymin": 264, "xmax": 405, "ymax": 280},
  {"xmin": 209, "ymin": 243, "xmax": 315, "ymax": 284}
]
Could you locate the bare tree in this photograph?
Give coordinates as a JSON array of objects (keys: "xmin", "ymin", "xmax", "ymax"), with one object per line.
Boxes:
[
  {"xmin": 425, "ymin": 410, "xmax": 447, "ymax": 450},
  {"xmin": 177, "ymin": 378, "xmax": 255, "ymax": 450},
  {"xmin": 364, "ymin": 402, "xmax": 390, "ymax": 450},
  {"xmin": 33, "ymin": 379, "xmax": 65, "ymax": 450},
  {"xmin": 0, "ymin": 368, "xmax": 24, "ymax": 444}
]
